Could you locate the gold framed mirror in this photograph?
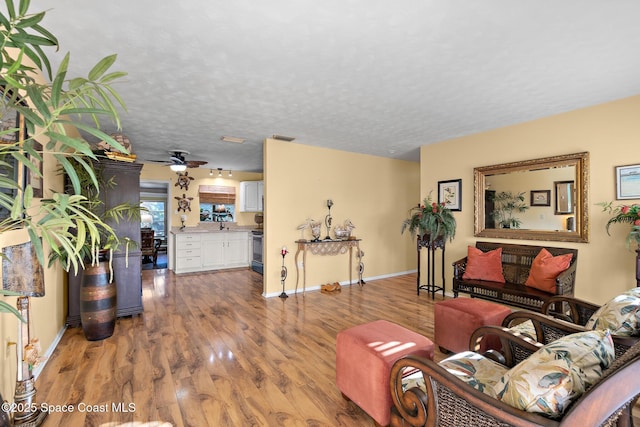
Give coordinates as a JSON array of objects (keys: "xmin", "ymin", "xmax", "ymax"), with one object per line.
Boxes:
[{"xmin": 474, "ymin": 152, "xmax": 589, "ymax": 243}]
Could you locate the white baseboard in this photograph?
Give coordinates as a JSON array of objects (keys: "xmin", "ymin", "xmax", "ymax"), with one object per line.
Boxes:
[
  {"xmin": 262, "ymin": 270, "xmax": 418, "ymax": 298},
  {"xmin": 33, "ymin": 325, "xmax": 67, "ymax": 380}
]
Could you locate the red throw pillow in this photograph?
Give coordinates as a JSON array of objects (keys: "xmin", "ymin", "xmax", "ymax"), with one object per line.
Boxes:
[
  {"xmin": 525, "ymin": 248, "xmax": 573, "ymax": 293},
  {"xmin": 462, "ymin": 246, "xmax": 505, "ymax": 283}
]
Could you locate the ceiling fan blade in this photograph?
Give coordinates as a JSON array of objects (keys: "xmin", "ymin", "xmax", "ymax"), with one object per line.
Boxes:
[{"xmin": 186, "ymin": 160, "xmax": 208, "ymax": 168}]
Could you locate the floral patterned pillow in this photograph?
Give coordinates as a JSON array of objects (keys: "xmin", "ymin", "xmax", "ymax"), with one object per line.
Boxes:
[
  {"xmin": 438, "ymin": 351, "xmax": 508, "ymax": 398},
  {"xmin": 585, "ymin": 289, "xmax": 640, "ymax": 336},
  {"xmin": 493, "ymin": 330, "xmax": 614, "ymax": 418},
  {"xmin": 401, "ymin": 351, "xmax": 509, "ymax": 398},
  {"xmin": 508, "ymin": 319, "xmax": 538, "ymax": 340}
]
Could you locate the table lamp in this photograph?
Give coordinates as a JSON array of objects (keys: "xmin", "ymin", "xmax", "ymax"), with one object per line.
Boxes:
[{"xmin": 2, "ymin": 241, "xmax": 47, "ymax": 427}]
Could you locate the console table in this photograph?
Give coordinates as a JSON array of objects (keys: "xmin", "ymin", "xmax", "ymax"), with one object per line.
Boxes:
[
  {"xmin": 294, "ymin": 239, "xmax": 362, "ymax": 293},
  {"xmin": 417, "ymin": 235, "xmax": 445, "ymax": 299}
]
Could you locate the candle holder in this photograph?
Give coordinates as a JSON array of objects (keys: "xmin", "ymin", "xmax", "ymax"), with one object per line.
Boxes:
[
  {"xmin": 357, "ymin": 249, "xmax": 366, "ymax": 286},
  {"xmin": 324, "ymin": 199, "xmax": 333, "ymax": 240},
  {"xmin": 279, "ymin": 247, "xmax": 289, "ymax": 299},
  {"xmin": 180, "ymin": 214, "xmax": 187, "ymax": 231}
]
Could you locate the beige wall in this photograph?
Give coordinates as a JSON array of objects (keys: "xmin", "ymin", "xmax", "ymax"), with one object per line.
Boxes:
[
  {"xmin": 262, "ymin": 138, "xmax": 421, "ymax": 295},
  {"xmin": 421, "ymin": 95, "xmax": 640, "ymax": 304}
]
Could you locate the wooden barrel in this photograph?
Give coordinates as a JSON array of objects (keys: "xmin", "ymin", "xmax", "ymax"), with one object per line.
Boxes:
[{"xmin": 80, "ymin": 261, "xmax": 117, "ymax": 341}]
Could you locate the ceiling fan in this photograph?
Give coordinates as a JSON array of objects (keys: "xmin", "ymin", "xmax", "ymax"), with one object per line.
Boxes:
[{"xmin": 147, "ymin": 149, "xmax": 208, "ymax": 172}]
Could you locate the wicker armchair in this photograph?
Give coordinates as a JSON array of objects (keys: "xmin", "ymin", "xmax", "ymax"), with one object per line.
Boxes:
[
  {"xmin": 541, "ymin": 295, "xmax": 600, "ymax": 325},
  {"xmin": 503, "ymin": 294, "xmax": 640, "ymax": 358},
  {"xmin": 390, "ymin": 332, "xmax": 640, "ymax": 427}
]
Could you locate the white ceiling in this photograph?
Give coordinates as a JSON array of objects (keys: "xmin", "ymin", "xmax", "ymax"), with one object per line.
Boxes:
[{"xmin": 29, "ymin": 1, "xmax": 640, "ymax": 172}]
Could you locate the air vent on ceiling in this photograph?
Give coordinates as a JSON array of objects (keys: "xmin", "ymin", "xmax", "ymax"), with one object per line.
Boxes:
[
  {"xmin": 220, "ymin": 136, "xmax": 245, "ymax": 144},
  {"xmin": 272, "ymin": 134, "xmax": 295, "ymax": 142}
]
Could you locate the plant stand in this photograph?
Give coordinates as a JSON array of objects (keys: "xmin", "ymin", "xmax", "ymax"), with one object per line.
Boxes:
[{"xmin": 417, "ymin": 234, "xmax": 445, "ymax": 299}]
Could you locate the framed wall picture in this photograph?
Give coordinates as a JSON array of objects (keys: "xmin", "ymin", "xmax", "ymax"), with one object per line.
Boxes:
[
  {"xmin": 616, "ymin": 164, "xmax": 640, "ymax": 200},
  {"xmin": 438, "ymin": 179, "xmax": 462, "ymax": 211},
  {"xmin": 530, "ymin": 190, "xmax": 551, "ymax": 206}
]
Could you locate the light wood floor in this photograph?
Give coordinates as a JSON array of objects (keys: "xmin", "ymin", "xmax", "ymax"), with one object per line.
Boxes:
[
  {"xmin": 35, "ymin": 268, "xmax": 640, "ymax": 426},
  {"xmin": 35, "ymin": 268, "xmax": 448, "ymax": 426}
]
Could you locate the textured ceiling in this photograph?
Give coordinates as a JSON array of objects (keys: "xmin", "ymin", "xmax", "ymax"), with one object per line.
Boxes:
[{"xmin": 28, "ymin": 1, "xmax": 640, "ymax": 172}]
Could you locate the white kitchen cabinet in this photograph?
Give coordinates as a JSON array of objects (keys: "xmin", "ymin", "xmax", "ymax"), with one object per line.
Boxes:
[
  {"xmin": 174, "ymin": 231, "xmax": 249, "ymax": 274},
  {"xmin": 175, "ymin": 233, "xmax": 202, "ymax": 273},
  {"xmin": 225, "ymin": 232, "xmax": 249, "ymax": 267},
  {"xmin": 240, "ymin": 181, "xmax": 263, "ymax": 212}
]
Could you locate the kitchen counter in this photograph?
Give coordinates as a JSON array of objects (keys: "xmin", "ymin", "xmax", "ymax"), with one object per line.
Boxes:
[
  {"xmin": 171, "ymin": 226, "xmax": 254, "ymax": 274},
  {"xmin": 170, "ymin": 224, "xmax": 257, "ymax": 234}
]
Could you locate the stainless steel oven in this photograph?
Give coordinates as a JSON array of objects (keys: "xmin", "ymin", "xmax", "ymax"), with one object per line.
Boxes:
[{"xmin": 251, "ymin": 231, "xmax": 263, "ymax": 274}]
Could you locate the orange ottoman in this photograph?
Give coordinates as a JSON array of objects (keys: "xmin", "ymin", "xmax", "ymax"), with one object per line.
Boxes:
[
  {"xmin": 434, "ymin": 298, "xmax": 512, "ymax": 353},
  {"xmin": 336, "ymin": 319, "xmax": 434, "ymax": 426}
]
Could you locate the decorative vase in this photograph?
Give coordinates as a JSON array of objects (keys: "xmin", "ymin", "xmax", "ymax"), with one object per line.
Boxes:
[{"xmin": 80, "ymin": 260, "xmax": 116, "ymax": 341}]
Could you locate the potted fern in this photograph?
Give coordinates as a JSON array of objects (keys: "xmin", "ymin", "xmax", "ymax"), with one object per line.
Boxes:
[{"xmin": 401, "ymin": 191, "xmax": 457, "ymax": 246}]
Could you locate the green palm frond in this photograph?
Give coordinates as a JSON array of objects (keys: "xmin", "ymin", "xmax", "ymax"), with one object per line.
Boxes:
[{"xmin": 1, "ymin": 1, "xmax": 132, "ymax": 322}]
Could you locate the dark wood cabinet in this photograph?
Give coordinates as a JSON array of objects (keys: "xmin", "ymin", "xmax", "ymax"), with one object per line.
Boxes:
[{"xmin": 66, "ymin": 160, "xmax": 143, "ymax": 327}]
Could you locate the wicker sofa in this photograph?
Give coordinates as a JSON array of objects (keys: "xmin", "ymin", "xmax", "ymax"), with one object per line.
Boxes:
[
  {"xmin": 452, "ymin": 241, "xmax": 578, "ymax": 311},
  {"xmin": 504, "ymin": 293, "xmax": 640, "ymax": 358},
  {"xmin": 390, "ymin": 329, "xmax": 640, "ymax": 427}
]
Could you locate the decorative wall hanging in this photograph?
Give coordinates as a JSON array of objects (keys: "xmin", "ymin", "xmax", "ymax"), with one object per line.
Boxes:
[
  {"xmin": 438, "ymin": 179, "xmax": 462, "ymax": 211},
  {"xmin": 530, "ymin": 190, "xmax": 551, "ymax": 206},
  {"xmin": 175, "ymin": 193, "xmax": 193, "ymax": 212},
  {"xmin": 175, "ymin": 171, "xmax": 194, "ymax": 190},
  {"xmin": 616, "ymin": 164, "xmax": 640, "ymax": 200}
]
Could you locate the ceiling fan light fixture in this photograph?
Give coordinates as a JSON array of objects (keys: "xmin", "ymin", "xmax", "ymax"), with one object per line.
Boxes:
[
  {"xmin": 220, "ymin": 136, "xmax": 245, "ymax": 144},
  {"xmin": 170, "ymin": 164, "xmax": 187, "ymax": 172}
]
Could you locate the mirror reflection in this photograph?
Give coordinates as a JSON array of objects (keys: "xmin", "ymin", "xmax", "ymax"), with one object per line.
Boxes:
[
  {"xmin": 474, "ymin": 152, "xmax": 589, "ymax": 243},
  {"xmin": 555, "ymin": 180, "xmax": 574, "ymax": 216}
]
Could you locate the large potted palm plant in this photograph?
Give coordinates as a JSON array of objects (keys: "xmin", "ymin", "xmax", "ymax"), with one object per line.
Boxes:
[{"xmin": 1, "ymin": 0, "xmax": 131, "ymax": 420}]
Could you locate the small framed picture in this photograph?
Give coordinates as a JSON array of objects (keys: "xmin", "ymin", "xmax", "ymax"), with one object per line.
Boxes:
[
  {"xmin": 530, "ymin": 190, "xmax": 551, "ymax": 206},
  {"xmin": 616, "ymin": 164, "xmax": 640, "ymax": 200},
  {"xmin": 438, "ymin": 179, "xmax": 462, "ymax": 211}
]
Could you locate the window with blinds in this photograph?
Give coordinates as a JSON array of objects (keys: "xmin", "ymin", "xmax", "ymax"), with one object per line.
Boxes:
[
  {"xmin": 198, "ymin": 185, "xmax": 236, "ymax": 204},
  {"xmin": 199, "ymin": 185, "xmax": 236, "ymax": 222}
]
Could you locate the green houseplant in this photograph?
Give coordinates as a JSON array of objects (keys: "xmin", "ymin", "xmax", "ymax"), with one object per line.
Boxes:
[
  {"xmin": 491, "ymin": 191, "xmax": 529, "ymax": 229},
  {"xmin": 598, "ymin": 202, "xmax": 640, "ymax": 248},
  {"xmin": 1, "ymin": 0, "xmax": 130, "ymax": 312},
  {"xmin": 401, "ymin": 191, "xmax": 456, "ymax": 245}
]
